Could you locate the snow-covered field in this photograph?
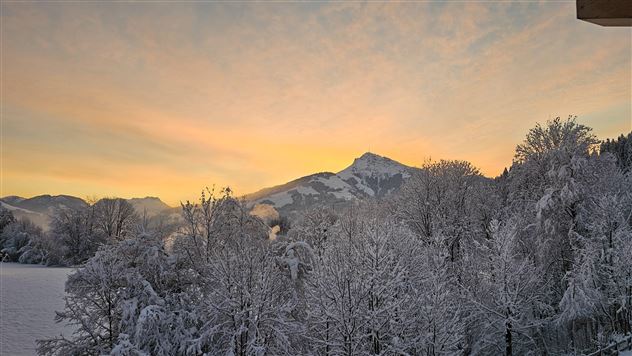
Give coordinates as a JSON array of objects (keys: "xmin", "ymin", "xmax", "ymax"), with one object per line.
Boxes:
[{"xmin": 0, "ymin": 263, "xmax": 74, "ymax": 356}]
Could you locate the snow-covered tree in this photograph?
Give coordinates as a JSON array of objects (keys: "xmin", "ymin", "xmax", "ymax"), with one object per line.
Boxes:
[
  {"xmin": 398, "ymin": 159, "xmax": 485, "ymax": 262},
  {"xmin": 38, "ymin": 233, "xmax": 178, "ymax": 355},
  {"xmin": 467, "ymin": 220, "xmax": 546, "ymax": 356},
  {"xmin": 35, "ymin": 118, "xmax": 632, "ymax": 355},
  {"xmin": 504, "ymin": 117, "xmax": 630, "ymax": 352},
  {"xmin": 287, "ymin": 206, "xmax": 338, "ymax": 259},
  {"xmin": 1, "ymin": 218, "xmax": 44, "ymax": 263},
  {"xmin": 0, "ymin": 206, "xmax": 15, "ymax": 233},
  {"xmin": 48, "ymin": 205, "xmax": 105, "ymax": 265},
  {"xmin": 93, "ymin": 198, "xmax": 139, "ymax": 241}
]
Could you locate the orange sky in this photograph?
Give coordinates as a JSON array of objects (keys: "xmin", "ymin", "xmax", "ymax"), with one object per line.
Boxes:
[{"xmin": 1, "ymin": 2, "xmax": 630, "ymax": 205}]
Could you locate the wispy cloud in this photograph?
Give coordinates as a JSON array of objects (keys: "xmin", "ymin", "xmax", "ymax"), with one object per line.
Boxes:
[{"xmin": 1, "ymin": 2, "xmax": 630, "ymax": 204}]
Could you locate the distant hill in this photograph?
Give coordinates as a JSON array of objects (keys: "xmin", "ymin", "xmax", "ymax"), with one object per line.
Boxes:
[
  {"xmin": 0, "ymin": 195, "xmax": 174, "ymax": 228},
  {"xmin": 245, "ymin": 152, "xmax": 417, "ymax": 218},
  {"xmin": 0, "ymin": 201, "xmax": 50, "ymax": 229},
  {"xmin": 10, "ymin": 194, "xmax": 89, "ymax": 215},
  {"xmin": 128, "ymin": 197, "xmax": 173, "ymax": 216},
  {"xmin": 1, "ymin": 196, "xmax": 26, "ymax": 206}
]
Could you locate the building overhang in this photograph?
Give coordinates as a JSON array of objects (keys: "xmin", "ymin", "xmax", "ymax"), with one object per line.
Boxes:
[{"xmin": 577, "ymin": 0, "xmax": 632, "ymax": 26}]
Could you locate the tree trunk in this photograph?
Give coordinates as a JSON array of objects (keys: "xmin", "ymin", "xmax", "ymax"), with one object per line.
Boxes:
[{"xmin": 506, "ymin": 319, "xmax": 512, "ymax": 356}]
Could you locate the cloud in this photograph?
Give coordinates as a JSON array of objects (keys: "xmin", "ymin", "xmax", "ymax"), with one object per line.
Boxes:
[{"xmin": 1, "ymin": 2, "xmax": 629, "ymax": 203}]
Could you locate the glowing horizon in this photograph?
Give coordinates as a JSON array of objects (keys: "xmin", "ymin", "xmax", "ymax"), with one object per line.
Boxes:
[{"xmin": 1, "ymin": 2, "xmax": 630, "ymax": 206}]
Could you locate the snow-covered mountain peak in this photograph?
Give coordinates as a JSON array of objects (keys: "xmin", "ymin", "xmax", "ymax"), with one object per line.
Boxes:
[
  {"xmin": 340, "ymin": 152, "xmax": 409, "ymax": 177},
  {"xmin": 246, "ymin": 153, "xmax": 416, "ymax": 218},
  {"xmin": 352, "ymin": 152, "xmax": 394, "ymax": 168}
]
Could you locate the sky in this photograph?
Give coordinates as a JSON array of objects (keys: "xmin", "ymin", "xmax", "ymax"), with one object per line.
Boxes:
[{"xmin": 1, "ymin": 2, "xmax": 630, "ymax": 206}]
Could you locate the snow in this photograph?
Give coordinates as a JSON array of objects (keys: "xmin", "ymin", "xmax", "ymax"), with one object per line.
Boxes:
[
  {"xmin": 315, "ymin": 175, "xmax": 351, "ymax": 191},
  {"xmin": 337, "ymin": 152, "xmax": 411, "ymax": 180},
  {"xmin": 0, "ymin": 202, "xmax": 40, "ymax": 215},
  {"xmin": 610, "ymin": 335, "xmax": 632, "ymax": 355},
  {"xmin": 262, "ymin": 187, "xmax": 322, "ymax": 208},
  {"xmin": 263, "ymin": 191, "xmax": 294, "ymax": 208},
  {"xmin": 250, "ymin": 153, "xmax": 414, "ymax": 210},
  {"xmin": 0, "ymin": 262, "xmax": 74, "ymax": 356},
  {"xmin": 351, "ymin": 182, "xmax": 376, "ymax": 196},
  {"xmin": 330, "ymin": 190, "xmax": 356, "ymax": 200},
  {"xmin": 337, "ymin": 152, "xmax": 411, "ymax": 197},
  {"xmin": 314, "ymin": 176, "xmax": 356, "ymax": 200},
  {"xmin": 295, "ymin": 186, "xmax": 319, "ymax": 196}
]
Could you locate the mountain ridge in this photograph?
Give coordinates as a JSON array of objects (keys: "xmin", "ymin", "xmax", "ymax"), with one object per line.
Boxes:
[
  {"xmin": 1, "ymin": 153, "xmax": 416, "ymax": 221},
  {"xmin": 246, "ymin": 152, "xmax": 417, "ymax": 217},
  {"xmin": 0, "ymin": 195, "xmax": 175, "ymax": 229}
]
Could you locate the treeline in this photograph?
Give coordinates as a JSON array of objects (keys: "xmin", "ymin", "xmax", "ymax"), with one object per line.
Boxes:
[
  {"xmin": 0, "ymin": 198, "xmax": 177, "ymax": 266},
  {"xmin": 35, "ymin": 117, "xmax": 632, "ymax": 355},
  {"xmin": 600, "ymin": 131, "xmax": 632, "ymax": 172}
]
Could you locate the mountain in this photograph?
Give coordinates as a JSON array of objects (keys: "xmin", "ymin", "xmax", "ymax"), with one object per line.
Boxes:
[
  {"xmin": 337, "ymin": 152, "xmax": 412, "ymax": 197},
  {"xmin": 1, "ymin": 195, "xmax": 174, "ymax": 215},
  {"xmin": 0, "ymin": 195, "xmax": 89, "ymax": 229},
  {"xmin": 0, "ymin": 195, "xmax": 174, "ymax": 228},
  {"xmin": 4, "ymin": 194, "xmax": 89, "ymax": 215},
  {"xmin": 0, "ymin": 201, "xmax": 50, "ymax": 229},
  {"xmin": 245, "ymin": 152, "xmax": 416, "ymax": 217},
  {"xmin": 1, "ymin": 196, "xmax": 26, "ymax": 206},
  {"xmin": 0, "ymin": 201, "xmax": 35, "ymax": 214},
  {"xmin": 128, "ymin": 197, "xmax": 173, "ymax": 216},
  {"xmin": 0, "ymin": 153, "xmax": 412, "ymax": 224}
]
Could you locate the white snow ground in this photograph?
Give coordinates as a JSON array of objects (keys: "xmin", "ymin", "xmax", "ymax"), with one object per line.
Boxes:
[{"xmin": 0, "ymin": 263, "xmax": 74, "ymax": 356}]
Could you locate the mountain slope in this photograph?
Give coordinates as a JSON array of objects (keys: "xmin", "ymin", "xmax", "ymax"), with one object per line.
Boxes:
[
  {"xmin": 338, "ymin": 152, "xmax": 412, "ymax": 197},
  {"xmin": 5, "ymin": 195, "xmax": 88, "ymax": 215},
  {"xmin": 1, "ymin": 153, "xmax": 412, "ymax": 223},
  {"xmin": 0, "ymin": 201, "xmax": 50, "ymax": 229},
  {"xmin": 0, "ymin": 195, "xmax": 175, "ymax": 228},
  {"xmin": 246, "ymin": 152, "xmax": 416, "ymax": 217},
  {"xmin": 1, "ymin": 196, "xmax": 26, "ymax": 206},
  {"xmin": 128, "ymin": 197, "xmax": 172, "ymax": 216}
]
